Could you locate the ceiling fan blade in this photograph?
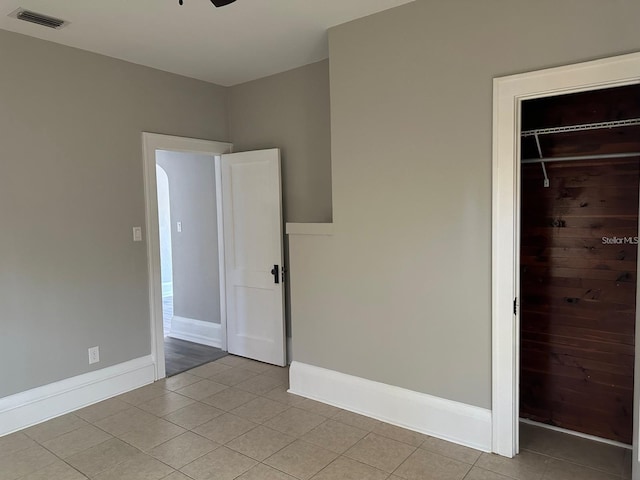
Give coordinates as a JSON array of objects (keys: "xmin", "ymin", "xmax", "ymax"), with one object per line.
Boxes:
[{"xmin": 211, "ymin": 0, "xmax": 237, "ymax": 6}]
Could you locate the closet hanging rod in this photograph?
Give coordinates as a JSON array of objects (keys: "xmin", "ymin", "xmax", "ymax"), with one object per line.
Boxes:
[
  {"xmin": 521, "ymin": 117, "xmax": 640, "ymax": 137},
  {"xmin": 521, "ymin": 152, "xmax": 640, "ymax": 165}
]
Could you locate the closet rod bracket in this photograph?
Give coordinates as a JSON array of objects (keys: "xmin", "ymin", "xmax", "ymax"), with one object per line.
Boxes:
[{"xmin": 541, "ymin": 161, "xmax": 549, "ymax": 188}]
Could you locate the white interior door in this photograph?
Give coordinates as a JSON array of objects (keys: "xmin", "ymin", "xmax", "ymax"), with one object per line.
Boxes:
[{"xmin": 221, "ymin": 148, "xmax": 286, "ymax": 366}]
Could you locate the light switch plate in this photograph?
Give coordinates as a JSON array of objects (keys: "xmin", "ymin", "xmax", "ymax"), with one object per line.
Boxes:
[{"xmin": 133, "ymin": 227, "xmax": 142, "ymax": 242}]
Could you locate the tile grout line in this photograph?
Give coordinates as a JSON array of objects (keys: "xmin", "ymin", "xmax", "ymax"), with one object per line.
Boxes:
[
  {"xmin": 28, "ymin": 432, "xmax": 112, "ymax": 480},
  {"xmin": 73, "ymin": 408, "xmax": 187, "ymax": 479},
  {"xmin": 458, "ymin": 451, "xmax": 483, "ymax": 480},
  {"xmin": 22, "ymin": 413, "xmax": 90, "ymax": 445}
]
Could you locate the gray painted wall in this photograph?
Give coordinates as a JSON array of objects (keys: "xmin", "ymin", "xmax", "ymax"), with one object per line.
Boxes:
[
  {"xmin": 156, "ymin": 151, "xmax": 220, "ymax": 324},
  {"xmin": 6, "ymin": 0, "xmax": 638, "ymax": 413},
  {"xmin": 228, "ymin": 60, "xmax": 332, "ymax": 224},
  {"xmin": 289, "ymin": 0, "xmax": 640, "ymax": 409},
  {"xmin": 0, "ymin": 30, "xmax": 228, "ymax": 398}
]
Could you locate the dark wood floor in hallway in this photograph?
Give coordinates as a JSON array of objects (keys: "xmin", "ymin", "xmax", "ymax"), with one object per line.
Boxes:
[
  {"xmin": 164, "ymin": 337, "xmax": 227, "ymax": 377},
  {"xmin": 162, "ymin": 295, "xmax": 226, "ymax": 376}
]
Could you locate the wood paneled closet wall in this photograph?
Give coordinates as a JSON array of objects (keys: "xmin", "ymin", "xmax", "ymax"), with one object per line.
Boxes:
[{"xmin": 519, "ymin": 84, "xmax": 640, "ymax": 444}]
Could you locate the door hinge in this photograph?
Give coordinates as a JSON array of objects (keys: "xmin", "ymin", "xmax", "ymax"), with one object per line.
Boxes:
[{"xmin": 513, "ymin": 297, "xmax": 518, "ymax": 315}]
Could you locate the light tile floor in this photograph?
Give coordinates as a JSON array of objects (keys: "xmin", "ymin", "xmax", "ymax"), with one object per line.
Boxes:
[{"xmin": 0, "ymin": 355, "xmax": 632, "ymax": 480}]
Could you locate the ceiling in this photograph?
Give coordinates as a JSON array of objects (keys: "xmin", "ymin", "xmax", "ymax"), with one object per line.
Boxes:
[{"xmin": 0, "ymin": 0, "xmax": 414, "ymax": 86}]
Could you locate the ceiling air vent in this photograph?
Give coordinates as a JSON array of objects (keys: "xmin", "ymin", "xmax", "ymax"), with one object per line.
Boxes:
[{"xmin": 9, "ymin": 8, "xmax": 68, "ymax": 29}]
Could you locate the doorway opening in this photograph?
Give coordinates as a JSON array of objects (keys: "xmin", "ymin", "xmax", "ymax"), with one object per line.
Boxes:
[
  {"xmin": 142, "ymin": 133, "xmax": 232, "ymax": 380},
  {"xmin": 517, "ymin": 84, "xmax": 639, "ymax": 475},
  {"xmin": 142, "ymin": 133, "xmax": 288, "ymax": 381},
  {"xmin": 491, "ymin": 53, "xmax": 640, "ymax": 478},
  {"xmin": 155, "ymin": 150, "xmax": 227, "ymax": 376}
]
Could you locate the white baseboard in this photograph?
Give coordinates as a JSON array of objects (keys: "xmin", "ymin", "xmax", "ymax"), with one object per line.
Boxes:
[
  {"xmin": 0, "ymin": 355, "xmax": 155, "ymax": 437},
  {"xmin": 289, "ymin": 361, "xmax": 492, "ymax": 452},
  {"xmin": 168, "ymin": 316, "xmax": 221, "ymax": 348}
]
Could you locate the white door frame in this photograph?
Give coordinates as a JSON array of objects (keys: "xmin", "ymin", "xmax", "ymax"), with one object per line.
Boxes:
[
  {"xmin": 142, "ymin": 132, "xmax": 232, "ymax": 380},
  {"xmin": 491, "ymin": 52, "xmax": 640, "ymax": 459}
]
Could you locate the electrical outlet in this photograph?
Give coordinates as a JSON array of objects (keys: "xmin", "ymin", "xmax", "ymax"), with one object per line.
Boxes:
[{"xmin": 88, "ymin": 346, "xmax": 100, "ymax": 364}]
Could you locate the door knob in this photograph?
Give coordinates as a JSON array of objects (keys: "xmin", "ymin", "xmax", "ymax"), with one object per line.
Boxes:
[{"xmin": 270, "ymin": 265, "xmax": 280, "ymax": 284}]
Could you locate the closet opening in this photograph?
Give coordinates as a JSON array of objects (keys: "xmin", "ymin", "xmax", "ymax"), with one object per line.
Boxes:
[{"xmin": 518, "ymin": 84, "xmax": 640, "ymax": 473}]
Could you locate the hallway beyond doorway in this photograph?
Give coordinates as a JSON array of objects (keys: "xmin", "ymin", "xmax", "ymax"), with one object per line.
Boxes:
[{"xmin": 163, "ymin": 295, "xmax": 226, "ymax": 376}]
